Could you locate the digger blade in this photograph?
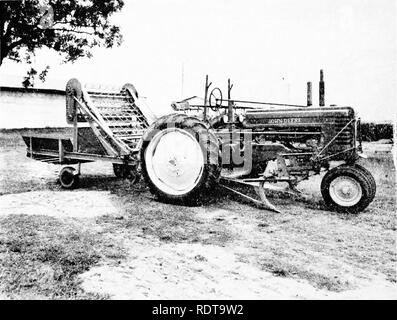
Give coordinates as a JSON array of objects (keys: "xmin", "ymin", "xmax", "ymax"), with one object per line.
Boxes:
[
  {"xmin": 219, "ymin": 180, "xmax": 281, "ymax": 213},
  {"xmin": 255, "ymin": 182, "xmax": 282, "ymax": 213}
]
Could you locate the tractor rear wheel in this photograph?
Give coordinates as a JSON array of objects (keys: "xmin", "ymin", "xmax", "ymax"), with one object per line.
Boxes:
[
  {"xmin": 321, "ymin": 164, "xmax": 375, "ymax": 213},
  {"xmin": 141, "ymin": 114, "xmax": 220, "ymax": 205}
]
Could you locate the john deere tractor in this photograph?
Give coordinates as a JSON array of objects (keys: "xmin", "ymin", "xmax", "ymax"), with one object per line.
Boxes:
[
  {"xmin": 141, "ymin": 75, "xmax": 375, "ymax": 213},
  {"xmin": 22, "ymin": 75, "xmax": 376, "ymax": 214}
]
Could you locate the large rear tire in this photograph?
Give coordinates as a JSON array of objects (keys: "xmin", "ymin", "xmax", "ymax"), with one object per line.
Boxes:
[
  {"xmin": 321, "ymin": 164, "xmax": 375, "ymax": 213},
  {"xmin": 141, "ymin": 114, "xmax": 220, "ymax": 205}
]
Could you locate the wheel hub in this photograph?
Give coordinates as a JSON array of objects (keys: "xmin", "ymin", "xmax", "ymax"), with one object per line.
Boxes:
[
  {"xmin": 167, "ymin": 156, "xmax": 185, "ymax": 176},
  {"xmin": 145, "ymin": 128, "xmax": 204, "ymax": 195},
  {"xmin": 329, "ymin": 176, "xmax": 362, "ymax": 207}
]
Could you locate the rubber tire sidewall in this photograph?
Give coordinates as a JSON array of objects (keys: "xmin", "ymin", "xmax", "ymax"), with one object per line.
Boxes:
[
  {"xmin": 353, "ymin": 163, "xmax": 376, "ymax": 203},
  {"xmin": 321, "ymin": 164, "xmax": 372, "ymax": 213},
  {"xmin": 60, "ymin": 167, "xmax": 79, "ymax": 189}
]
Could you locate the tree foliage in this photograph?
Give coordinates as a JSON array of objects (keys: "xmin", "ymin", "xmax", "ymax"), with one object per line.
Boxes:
[{"xmin": 0, "ymin": 0, "xmax": 124, "ymax": 87}]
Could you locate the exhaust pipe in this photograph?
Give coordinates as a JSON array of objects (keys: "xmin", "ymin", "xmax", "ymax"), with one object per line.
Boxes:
[{"xmin": 319, "ymin": 69, "xmax": 325, "ymax": 106}]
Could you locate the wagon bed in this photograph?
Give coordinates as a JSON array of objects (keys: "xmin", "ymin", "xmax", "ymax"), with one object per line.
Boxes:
[
  {"xmin": 19, "ymin": 79, "xmax": 157, "ymax": 187},
  {"xmin": 20, "ymin": 126, "xmax": 135, "ymax": 165}
]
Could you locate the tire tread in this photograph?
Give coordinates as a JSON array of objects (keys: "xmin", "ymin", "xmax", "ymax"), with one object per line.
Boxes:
[{"xmin": 321, "ymin": 164, "xmax": 375, "ymax": 213}]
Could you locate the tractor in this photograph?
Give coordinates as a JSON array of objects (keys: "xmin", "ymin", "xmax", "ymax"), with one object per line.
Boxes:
[
  {"xmin": 22, "ymin": 74, "xmax": 376, "ymax": 213},
  {"xmin": 146, "ymin": 75, "xmax": 376, "ymax": 213}
]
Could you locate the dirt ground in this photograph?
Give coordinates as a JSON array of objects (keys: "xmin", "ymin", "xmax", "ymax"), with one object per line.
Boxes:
[{"xmin": 0, "ymin": 130, "xmax": 396, "ymax": 299}]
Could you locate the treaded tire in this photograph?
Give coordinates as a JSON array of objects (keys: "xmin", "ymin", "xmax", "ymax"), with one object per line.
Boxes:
[
  {"xmin": 59, "ymin": 166, "xmax": 79, "ymax": 189},
  {"xmin": 321, "ymin": 164, "xmax": 375, "ymax": 213},
  {"xmin": 352, "ymin": 163, "xmax": 376, "ymax": 204},
  {"xmin": 141, "ymin": 113, "xmax": 220, "ymax": 205}
]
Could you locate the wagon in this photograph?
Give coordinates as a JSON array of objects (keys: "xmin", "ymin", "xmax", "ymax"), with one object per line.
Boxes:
[{"xmin": 21, "ymin": 79, "xmax": 155, "ymax": 188}]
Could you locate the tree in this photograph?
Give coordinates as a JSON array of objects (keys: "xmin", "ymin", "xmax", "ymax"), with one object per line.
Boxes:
[{"xmin": 0, "ymin": 0, "xmax": 124, "ymax": 87}]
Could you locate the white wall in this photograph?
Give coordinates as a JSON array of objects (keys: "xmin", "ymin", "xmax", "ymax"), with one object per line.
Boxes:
[{"xmin": 0, "ymin": 90, "xmax": 68, "ymax": 129}]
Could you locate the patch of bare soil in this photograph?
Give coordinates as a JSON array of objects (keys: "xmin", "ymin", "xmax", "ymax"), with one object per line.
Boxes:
[
  {"xmin": 80, "ymin": 238, "xmax": 328, "ymax": 299},
  {"xmin": 0, "ymin": 191, "xmax": 120, "ymax": 218},
  {"xmin": 79, "ymin": 234, "xmax": 396, "ymax": 299}
]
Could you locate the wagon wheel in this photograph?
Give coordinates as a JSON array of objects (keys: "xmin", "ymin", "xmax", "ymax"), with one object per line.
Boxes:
[
  {"xmin": 59, "ymin": 166, "xmax": 79, "ymax": 189},
  {"xmin": 209, "ymin": 87, "xmax": 223, "ymax": 112},
  {"xmin": 321, "ymin": 164, "xmax": 375, "ymax": 213}
]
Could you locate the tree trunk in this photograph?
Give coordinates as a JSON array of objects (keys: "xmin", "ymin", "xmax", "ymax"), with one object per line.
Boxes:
[{"xmin": 0, "ymin": 42, "xmax": 7, "ymax": 67}]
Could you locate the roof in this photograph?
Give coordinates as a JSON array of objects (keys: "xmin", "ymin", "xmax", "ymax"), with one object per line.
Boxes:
[{"xmin": 0, "ymin": 86, "xmax": 65, "ymax": 95}]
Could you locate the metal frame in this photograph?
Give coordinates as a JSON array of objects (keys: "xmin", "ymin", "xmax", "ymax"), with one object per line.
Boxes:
[
  {"xmin": 22, "ymin": 79, "xmax": 148, "ymax": 180},
  {"xmin": 27, "ymin": 146, "xmax": 137, "ymax": 165}
]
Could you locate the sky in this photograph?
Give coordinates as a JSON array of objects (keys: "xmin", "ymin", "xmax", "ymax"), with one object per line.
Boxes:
[{"xmin": 0, "ymin": 0, "xmax": 396, "ymax": 121}]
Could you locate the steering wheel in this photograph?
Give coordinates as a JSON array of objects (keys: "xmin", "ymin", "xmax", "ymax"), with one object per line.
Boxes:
[{"xmin": 209, "ymin": 87, "xmax": 223, "ymax": 111}]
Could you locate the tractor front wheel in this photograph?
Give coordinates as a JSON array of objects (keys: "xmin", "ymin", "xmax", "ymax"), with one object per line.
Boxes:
[{"xmin": 321, "ymin": 164, "xmax": 375, "ymax": 213}]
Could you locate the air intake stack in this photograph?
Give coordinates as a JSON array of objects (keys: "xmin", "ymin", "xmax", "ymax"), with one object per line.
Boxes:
[{"xmin": 307, "ymin": 82, "xmax": 312, "ymax": 106}]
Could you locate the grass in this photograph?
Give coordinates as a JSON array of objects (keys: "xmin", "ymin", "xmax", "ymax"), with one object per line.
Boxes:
[
  {"xmin": 255, "ymin": 155, "xmax": 396, "ymax": 290},
  {"xmin": 93, "ymin": 153, "xmax": 396, "ymax": 293},
  {"xmin": 0, "ymin": 130, "xmax": 25, "ymax": 148},
  {"xmin": 0, "ymin": 215, "xmax": 125, "ymax": 299},
  {"xmin": 258, "ymin": 259, "xmax": 350, "ymax": 291},
  {"xmin": 96, "ymin": 197, "xmax": 234, "ymax": 246}
]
